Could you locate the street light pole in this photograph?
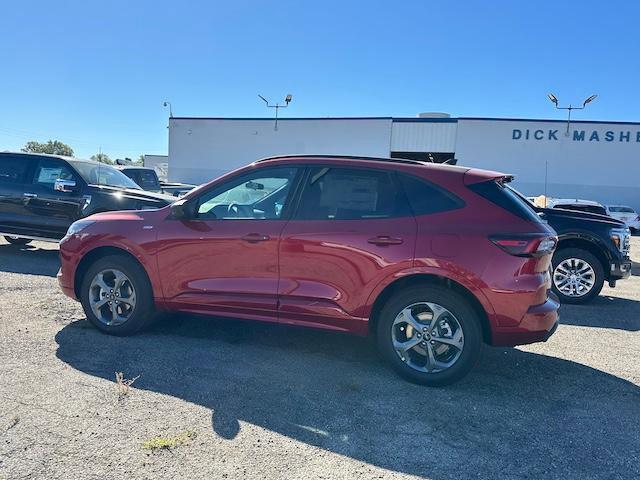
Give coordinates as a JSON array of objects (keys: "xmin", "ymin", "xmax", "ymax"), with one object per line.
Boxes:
[
  {"xmin": 547, "ymin": 93, "xmax": 597, "ymax": 136},
  {"xmin": 258, "ymin": 94, "xmax": 293, "ymax": 131},
  {"xmin": 163, "ymin": 101, "xmax": 173, "ymax": 118}
]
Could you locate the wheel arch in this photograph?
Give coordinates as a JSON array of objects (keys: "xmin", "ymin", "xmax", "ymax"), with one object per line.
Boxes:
[
  {"xmin": 555, "ymin": 235, "xmax": 610, "ymax": 277},
  {"xmin": 368, "ymin": 273, "xmax": 493, "ymax": 344},
  {"xmin": 74, "ymin": 246, "xmax": 149, "ymax": 299}
]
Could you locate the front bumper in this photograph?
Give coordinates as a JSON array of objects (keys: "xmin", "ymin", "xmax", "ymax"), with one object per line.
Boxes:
[
  {"xmin": 610, "ymin": 258, "xmax": 632, "ymax": 281},
  {"xmin": 492, "ymin": 293, "xmax": 560, "ymax": 346}
]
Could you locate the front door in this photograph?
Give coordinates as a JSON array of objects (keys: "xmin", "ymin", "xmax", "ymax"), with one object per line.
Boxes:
[
  {"xmin": 24, "ymin": 157, "xmax": 85, "ymax": 238},
  {"xmin": 278, "ymin": 166, "xmax": 417, "ymax": 334},
  {"xmin": 156, "ymin": 166, "xmax": 300, "ymax": 320}
]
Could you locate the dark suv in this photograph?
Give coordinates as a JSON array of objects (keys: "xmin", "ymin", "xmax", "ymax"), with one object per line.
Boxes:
[
  {"xmin": 58, "ymin": 155, "xmax": 559, "ymax": 385},
  {"xmin": 0, "ymin": 152, "xmax": 174, "ymax": 244}
]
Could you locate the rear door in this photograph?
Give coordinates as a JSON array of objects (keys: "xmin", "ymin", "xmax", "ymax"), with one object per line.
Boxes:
[
  {"xmin": 278, "ymin": 166, "xmax": 417, "ymax": 334},
  {"xmin": 24, "ymin": 157, "xmax": 85, "ymax": 238},
  {"xmin": 0, "ymin": 154, "xmax": 35, "ymax": 235}
]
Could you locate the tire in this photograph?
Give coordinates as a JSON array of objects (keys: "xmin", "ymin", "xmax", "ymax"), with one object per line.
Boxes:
[
  {"xmin": 4, "ymin": 236, "xmax": 32, "ymax": 245},
  {"xmin": 79, "ymin": 254, "xmax": 156, "ymax": 336},
  {"xmin": 551, "ymin": 248, "xmax": 604, "ymax": 304},
  {"xmin": 376, "ymin": 285, "xmax": 482, "ymax": 386}
]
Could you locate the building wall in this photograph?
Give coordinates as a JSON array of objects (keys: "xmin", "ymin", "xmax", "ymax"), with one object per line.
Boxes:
[
  {"xmin": 143, "ymin": 154, "xmax": 168, "ymax": 182},
  {"xmin": 168, "ymin": 116, "xmax": 640, "ymax": 211},
  {"xmin": 390, "ymin": 119, "xmax": 457, "ymax": 153},
  {"xmin": 454, "ymin": 118, "xmax": 640, "ymax": 211},
  {"xmin": 168, "ymin": 118, "xmax": 392, "ymax": 184}
]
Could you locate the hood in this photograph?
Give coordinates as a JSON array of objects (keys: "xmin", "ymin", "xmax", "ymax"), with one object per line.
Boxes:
[
  {"xmin": 538, "ymin": 207, "xmax": 625, "ymax": 227},
  {"xmin": 87, "ymin": 184, "xmax": 175, "ymax": 204}
]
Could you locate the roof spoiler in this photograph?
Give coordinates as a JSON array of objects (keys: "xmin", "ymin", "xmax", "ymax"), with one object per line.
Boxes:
[{"xmin": 463, "ymin": 168, "xmax": 514, "ymax": 186}]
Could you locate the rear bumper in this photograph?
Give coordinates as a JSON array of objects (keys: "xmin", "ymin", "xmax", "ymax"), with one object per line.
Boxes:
[{"xmin": 491, "ymin": 293, "xmax": 560, "ymax": 346}]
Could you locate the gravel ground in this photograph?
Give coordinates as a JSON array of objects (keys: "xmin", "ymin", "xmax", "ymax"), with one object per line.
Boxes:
[{"xmin": 0, "ymin": 237, "xmax": 638, "ymax": 480}]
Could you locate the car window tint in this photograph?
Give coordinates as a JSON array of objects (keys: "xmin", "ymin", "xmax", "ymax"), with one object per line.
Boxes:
[
  {"xmin": 196, "ymin": 167, "xmax": 297, "ymax": 220},
  {"xmin": 296, "ymin": 167, "xmax": 410, "ymax": 220},
  {"xmin": 0, "ymin": 156, "xmax": 30, "ymax": 184},
  {"xmin": 397, "ymin": 173, "xmax": 464, "ymax": 215},
  {"xmin": 138, "ymin": 170, "xmax": 159, "ymax": 189},
  {"xmin": 32, "ymin": 159, "xmax": 77, "ymax": 189}
]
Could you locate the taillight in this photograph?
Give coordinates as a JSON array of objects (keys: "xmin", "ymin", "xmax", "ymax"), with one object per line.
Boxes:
[{"xmin": 490, "ymin": 235, "xmax": 557, "ymax": 257}]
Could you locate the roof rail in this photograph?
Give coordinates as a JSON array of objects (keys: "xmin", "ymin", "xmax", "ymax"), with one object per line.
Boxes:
[{"xmin": 255, "ymin": 154, "xmax": 427, "ymax": 166}]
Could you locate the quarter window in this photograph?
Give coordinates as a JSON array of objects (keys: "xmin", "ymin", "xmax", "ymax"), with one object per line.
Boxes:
[
  {"xmin": 295, "ymin": 167, "xmax": 410, "ymax": 220},
  {"xmin": 397, "ymin": 174, "xmax": 464, "ymax": 215}
]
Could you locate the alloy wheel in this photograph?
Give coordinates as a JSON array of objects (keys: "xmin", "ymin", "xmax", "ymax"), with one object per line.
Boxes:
[
  {"xmin": 88, "ymin": 269, "xmax": 136, "ymax": 326},
  {"xmin": 553, "ymin": 258, "xmax": 596, "ymax": 297},
  {"xmin": 391, "ymin": 302, "xmax": 464, "ymax": 373}
]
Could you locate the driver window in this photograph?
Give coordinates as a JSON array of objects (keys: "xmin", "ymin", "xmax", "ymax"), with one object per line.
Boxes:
[
  {"xmin": 196, "ymin": 167, "xmax": 298, "ymax": 220},
  {"xmin": 32, "ymin": 159, "xmax": 77, "ymax": 190}
]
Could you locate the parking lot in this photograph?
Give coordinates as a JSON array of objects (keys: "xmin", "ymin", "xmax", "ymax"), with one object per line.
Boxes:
[{"xmin": 0, "ymin": 237, "xmax": 638, "ymax": 480}]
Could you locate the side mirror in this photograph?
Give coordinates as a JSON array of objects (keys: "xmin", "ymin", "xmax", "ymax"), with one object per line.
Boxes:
[
  {"xmin": 170, "ymin": 199, "xmax": 196, "ymax": 219},
  {"xmin": 54, "ymin": 178, "xmax": 77, "ymax": 192}
]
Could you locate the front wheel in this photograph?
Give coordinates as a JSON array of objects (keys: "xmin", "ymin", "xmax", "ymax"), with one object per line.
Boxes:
[
  {"xmin": 79, "ymin": 255, "xmax": 156, "ymax": 336},
  {"xmin": 551, "ymin": 248, "xmax": 604, "ymax": 304},
  {"xmin": 376, "ymin": 285, "xmax": 482, "ymax": 386},
  {"xmin": 4, "ymin": 236, "xmax": 32, "ymax": 245}
]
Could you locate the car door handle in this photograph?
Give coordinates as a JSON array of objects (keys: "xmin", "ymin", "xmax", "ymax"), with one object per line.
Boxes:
[
  {"xmin": 241, "ymin": 233, "xmax": 270, "ymax": 243},
  {"xmin": 23, "ymin": 193, "xmax": 38, "ymax": 198},
  {"xmin": 368, "ymin": 236, "xmax": 403, "ymax": 246}
]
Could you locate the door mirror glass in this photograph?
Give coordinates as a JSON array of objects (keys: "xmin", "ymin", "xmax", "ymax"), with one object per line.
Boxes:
[{"xmin": 54, "ymin": 178, "xmax": 77, "ymax": 192}]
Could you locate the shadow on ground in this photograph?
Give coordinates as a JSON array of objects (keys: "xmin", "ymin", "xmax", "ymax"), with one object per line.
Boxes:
[
  {"xmin": 56, "ymin": 314, "xmax": 640, "ymax": 479},
  {"xmin": 0, "ymin": 243, "xmax": 59, "ymax": 277},
  {"xmin": 559, "ymin": 294, "xmax": 640, "ymax": 331}
]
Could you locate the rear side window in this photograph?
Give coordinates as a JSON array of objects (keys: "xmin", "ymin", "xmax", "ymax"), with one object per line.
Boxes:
[
  {"xmin": 295, "ymin": 167, "xmax": 411, "ymax": 220},
  {"xmin": 469, "ymin": 180, "xmax": 542, "ymax": 222},
  {"xmin": 0, "ymin": 156, "xmax": 30, "ymax": 184},
  {"xmin": 397, "ymin": 173, "xmax": 464, "ymax": 215}
]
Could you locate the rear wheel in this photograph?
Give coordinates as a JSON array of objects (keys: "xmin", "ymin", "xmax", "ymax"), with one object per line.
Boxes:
[
  {"xmin": 4, "ymin": 236, "xmax": 32, "ymax": 245},
  {"xmin": 551, "ymin": 248, "xmax": 604, "ymax": 304},
  {"xmin": 376, "ymin": 285, "xmax": 482, "ymax": 386},
  {"xmin": 79, "ymin": 255, "xmax": 155, "ymax": 335}
]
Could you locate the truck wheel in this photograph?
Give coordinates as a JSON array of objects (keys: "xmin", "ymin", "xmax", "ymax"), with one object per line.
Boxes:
[
  {"xmin": 551, "ymin": 248, "xmax": 604, "ymax": 304},
  {"xmin": 4, "ymin": 236, "xmax": 32, "ymax": 245},
  {"xmin": 79, "ymin": 254, "xmax": 156, "ymax": 336},
  {"xmin": 376, "ymin": 285, "xmax": 482, "ymax": 386}
]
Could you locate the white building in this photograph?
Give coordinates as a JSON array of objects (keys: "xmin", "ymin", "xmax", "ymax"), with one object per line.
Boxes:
[
  {"xmin": 142, "ymin": 154, "xmax": 169, "ymax": 182},
  {"xmin": 168, "ymin": 115, "xmax": 640, "ymax": 210}
]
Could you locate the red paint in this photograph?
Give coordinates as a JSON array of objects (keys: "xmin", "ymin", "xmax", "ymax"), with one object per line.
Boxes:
[{"xmin": 58, "ymin": 156, "xmax": 559, "ymax": 346}]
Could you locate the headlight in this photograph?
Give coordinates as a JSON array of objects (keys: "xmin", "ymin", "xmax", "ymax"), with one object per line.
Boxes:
[
  {"xmin": 65, "ymin": 220, "xmax": 96, "ymax": 236},
  {"xmin": 610, "ymin": 227, "xmax": 631, "ymax": 253}
]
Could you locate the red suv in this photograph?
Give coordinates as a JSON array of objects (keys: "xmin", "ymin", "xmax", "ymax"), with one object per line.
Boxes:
[{"xmin": 58, "ymin": 155, "xmax": 559, "ymax": 385}]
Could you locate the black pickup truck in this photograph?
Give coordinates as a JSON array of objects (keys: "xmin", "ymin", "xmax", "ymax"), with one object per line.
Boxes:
[
  {"xmin": 521, "ymin": 194, "xmax": 632, "ymax": 304},
  {"xmin": 117, "ymin": 166, "xmax": 195, "ymax": 197},
  {"xmin": 0, "ymin": 152, "xmax": 175, "ymax": 244}
]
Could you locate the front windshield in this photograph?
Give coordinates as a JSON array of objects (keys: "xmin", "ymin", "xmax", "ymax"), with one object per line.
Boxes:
[{"xmin": 71, "ymin": 161, "xmax": 141, "ymax": 190}]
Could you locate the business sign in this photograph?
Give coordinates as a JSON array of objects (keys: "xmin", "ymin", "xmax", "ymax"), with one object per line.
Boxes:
[{"xmin": 512, "ymin": 128, "xmax": 640, "ymax": 143}]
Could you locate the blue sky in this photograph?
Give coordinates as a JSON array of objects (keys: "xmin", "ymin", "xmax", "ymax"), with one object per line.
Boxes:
[{"xmin": 1, "ymin": 0, "xmax": 638, "ymax": 159}]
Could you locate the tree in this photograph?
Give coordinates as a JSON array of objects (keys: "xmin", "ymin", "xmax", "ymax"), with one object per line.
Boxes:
[
  {"xmin": 90, "ymin": 153, "xmax": 113, "ymax": 164},
  {"xmin": 22, "ymin": 140, "xmax": 74, "ymax": 156},
  {"xmin": 137, "ymin": 154, "xmax": 145, "ymax": 165}
]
